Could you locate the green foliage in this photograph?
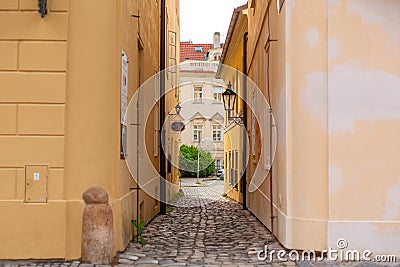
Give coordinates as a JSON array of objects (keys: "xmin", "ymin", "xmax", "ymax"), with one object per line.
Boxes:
[
  {"xmin": 131, "ymin": 219, "xmax": 146, "ymax": 246},
  {"xmin": 179, "ymin": 144, "xmax": 215, "ymax": 177}
]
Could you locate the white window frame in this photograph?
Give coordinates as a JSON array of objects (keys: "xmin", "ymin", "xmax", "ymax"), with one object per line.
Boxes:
[
  {"xmin": 193, "ymin": 86, "xmax": 203, "ymax": 103},
  {"xmin": 193, "ymin": 125, "xmax": 202, "ymax": 142},
  {"xmin": 213, "ymin": 87, "xmax": 223, "ymax": 103},
  {"xmin": 212, "ymin": 125, "xmax": 222, "ymax": 142}
]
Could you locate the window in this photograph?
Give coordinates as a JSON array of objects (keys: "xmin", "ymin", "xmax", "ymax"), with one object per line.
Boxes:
[
  {"xmin": 251, "ymin": 90, "xmax": 256, "ymax": 156},
  {"xmin": 194, "ymin": 46, "xmax": 203, "ymax": 53},
  {"xmin": 193, "ymin": 125, "xmax": 202, "ymax": 142},
  {"xmin": 154, "ymin": 72, "xmax": 160, "ymax": 101},
  {"xmin": 229, "ymin": 151, "xmax": 233, "ymax": 185},
  {"xmin": 212, "ymin": 125, "xmax": 222, "ymax": 141},
  {"xmin": 235, "ymin": 150, "xmax": 239, "ymax": 189},
  {"xmin": 213, "ymin": 87, "xmax": 222, "ymax": 102},
  {"xmin": 193, "ymin": 86, "xmax": 203, "ymax": 103},
  {"xmin": 215, "ymin": 159, "xmax": 221, "ymax": 170},
  {"xmin": 154, "ymin": 104, "xmax": 159, "ymax": 156},
  {"xmin": 168, "ymin": 31, "xmax": 177, "ymax": 90}
]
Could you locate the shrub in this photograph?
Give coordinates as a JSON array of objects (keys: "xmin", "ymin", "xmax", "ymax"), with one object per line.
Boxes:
[{"xmin": 179, "ymin": 144, "xmax": 215, "ymax": 177}]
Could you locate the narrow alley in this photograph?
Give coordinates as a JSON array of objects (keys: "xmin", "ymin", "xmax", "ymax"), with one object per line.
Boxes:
[
  {"xmin": 0, "ymin": 0, "xmax": 399, "ymax": 266},
  {"xmin": 118, "ymin": 180, "xmax": 288, "ymax": 267},
  {"xmin": 114, "ymin": 183, "xmax": 392, "ymax": 267}
]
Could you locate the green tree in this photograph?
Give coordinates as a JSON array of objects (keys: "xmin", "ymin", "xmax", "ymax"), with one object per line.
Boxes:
[{"xmin": 179, "ymin": 144, "xmax": 215, "ymax": 177}]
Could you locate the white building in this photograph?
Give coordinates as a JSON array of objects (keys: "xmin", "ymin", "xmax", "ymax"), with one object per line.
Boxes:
[{"xmin": 179, "ymin": 34, "xmax": 225, "ymax": 171}]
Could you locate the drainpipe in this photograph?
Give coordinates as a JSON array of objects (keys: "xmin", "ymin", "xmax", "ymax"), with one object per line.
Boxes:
[
  {"xmin": 159, "ymin": 0, "xmax": 167, "ymax": 215},
  {"xmin": 266, "ymin": 7, "xmax": 278, "ymax": 235},
  {"xmin": 241, "ymin": 32, "xmax": 248, "ymax": 210},
  {"xmin": 269, "ymin": 108, "xmax": 274, "ymax": 234}
]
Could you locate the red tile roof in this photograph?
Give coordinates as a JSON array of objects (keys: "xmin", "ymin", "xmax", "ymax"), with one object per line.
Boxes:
[{"xmin": 180, "ymin": 42, "xmax": 213, "ymax": 61}]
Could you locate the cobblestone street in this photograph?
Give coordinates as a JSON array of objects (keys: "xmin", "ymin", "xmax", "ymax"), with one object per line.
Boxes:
[
  {"xmin": 178, "ymin": 178, "xmax": 224, "ymax": 207},
  {"xmin": 115, "ymin": 179, "xmax": 397, "ymax": 267},
  {"xmin": 121, "ymin": 188, "xmax": 288, "ymax": 266},
  {"xmin": 0, "ymin": 180, "xmax": 397, "ymax": 267}
]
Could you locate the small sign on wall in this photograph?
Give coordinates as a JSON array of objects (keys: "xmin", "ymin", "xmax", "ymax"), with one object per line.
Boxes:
[
  {"xmin": 121, "ymin": 51, "xmax": 128, "ymax": 159},
  {"xmin": 121, "ymin": 51, "xmax": 128, "ymax": 126}
]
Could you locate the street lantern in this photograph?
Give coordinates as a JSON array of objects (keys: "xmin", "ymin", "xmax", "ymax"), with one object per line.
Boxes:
[
  {"xmin": 175, "ymin": 104, "xmax": 182, "ymax": 115},
  {"xmin": 222, "ymin": 81, "xmax": 237, "ymax": 112},
  {"xmin": 168, "ymin": 103, "xmax": 182, "ymax": 116}
]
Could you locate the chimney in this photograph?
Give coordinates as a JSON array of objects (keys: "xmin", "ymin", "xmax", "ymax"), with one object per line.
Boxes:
[{"xmin": 213, "ymin": 32, "xmax": 221, "ymax": 48}]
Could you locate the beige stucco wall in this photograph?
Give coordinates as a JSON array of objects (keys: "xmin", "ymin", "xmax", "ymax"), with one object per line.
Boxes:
[
  {"xmin": 179, "ymin": 61, "xmax": 225, "ymax": 170},
  {"xmin": 325, "ymin": 0, "xmax": 400, "ymax": 254},
  {"xmin": 245, "ymin": 0, "xmax": 400, "ymax": 255},
  {"xmin": 0, "ymin": 0, "xmax": 179, "ymax": 260}
]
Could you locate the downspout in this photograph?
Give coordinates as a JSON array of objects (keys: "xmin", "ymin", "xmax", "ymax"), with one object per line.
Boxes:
[
  {"xmin": 159, "ymin": 0, "xmax": 167, "ymax": 215},
  {"xmin": 269, "ymin": 109, "xmax": 274, "ymax": 233},
  {"xmin": 267, "ymin": 11, "xmax": 276, "ymax": 233},
  {"xmin": 242, "ymin": 32, "xmax": 248, "ymax": 210},
  {"xmin": 136, "ymin": 0, "xmax": 140, "ymax": 232}
]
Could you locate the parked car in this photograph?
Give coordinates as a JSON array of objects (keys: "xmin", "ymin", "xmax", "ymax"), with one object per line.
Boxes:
[{"xmin": 216, "ymin": 169, "xmax": 224, "ymax": 180}]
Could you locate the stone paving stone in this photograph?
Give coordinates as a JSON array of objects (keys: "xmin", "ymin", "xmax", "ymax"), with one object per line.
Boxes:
[
  {"xmin": 118, "ymin": 259, "xmax": 134, "ymax": 265},
  {"xmin": 1, "ymin": 182, "xmax": 397, "ymax": 267}
]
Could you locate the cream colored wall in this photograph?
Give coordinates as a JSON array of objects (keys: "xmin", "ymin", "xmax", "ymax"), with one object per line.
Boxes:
[
  {"xmin": 0, "ymin": 0, "xmax": 179, "ymax": 260},
  {"xmin": 179, "ymin": 66, "xmax": 225, "ymax": 167},
  {"xmin": 165, "ymin": 0, "xmax": 181, "ymax": 197},
  {"xmin": 326, "ymin": 0, "xmax": 400, "ymax": 254},
  {"xmin": 246, "ymin": 0, "xmax": 400, "ymax": 255}
]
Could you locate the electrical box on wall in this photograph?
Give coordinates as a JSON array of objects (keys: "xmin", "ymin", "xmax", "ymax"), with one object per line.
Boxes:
[{"xmin": 25, "ymin": 165, "xmax": 48, "ymax": 203}]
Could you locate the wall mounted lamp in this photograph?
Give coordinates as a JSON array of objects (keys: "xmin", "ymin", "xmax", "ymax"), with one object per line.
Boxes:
[
  {"xmin": 38, "ymin": 0, "xmax": 48, "ymax": 18},
  {"xmin": 222, "ymin": 81, "xmax": 244, "ymax": 121},
  {"xmin": 168, "ymin": 103, "xmax": 182, "ymax": 116}
]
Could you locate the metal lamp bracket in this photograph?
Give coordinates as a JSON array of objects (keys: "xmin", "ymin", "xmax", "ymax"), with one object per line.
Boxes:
[{"xmin": 38, "ymin": 0, "xmax": 48, "ymax": 18}]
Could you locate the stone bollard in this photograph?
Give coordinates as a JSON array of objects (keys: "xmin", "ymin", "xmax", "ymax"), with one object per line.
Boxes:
[{"xmin": 81, "ymin": 186, "xmax": 114, "ymax": 264}]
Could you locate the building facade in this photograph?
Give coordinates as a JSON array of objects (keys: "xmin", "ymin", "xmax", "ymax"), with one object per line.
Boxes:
[
  {"xmin": 179, "ymin": 35, "xmax": 225, "ymax": 172},
  {"xmin": 220, "ymin": 0, "xmax": 400, "ymax": 256},
  {"xmin": 0, "ymin": 0, "xmax": 179, "ymax": 260},
  {"xmin": 217, "ymin": 4, "xmax": 248, "ymax": 204}
]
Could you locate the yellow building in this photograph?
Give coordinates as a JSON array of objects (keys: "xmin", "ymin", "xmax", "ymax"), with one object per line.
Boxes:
[
  {"xmin": 217, "ymin": 4, "xmax": 248, "ymax": 204},
  {"xmin": 221, "ymin": 0, "xmax": 400, "ymax": 256},
  {"xmin": 0, "ymin": 0, "xmax": 179, "ymax": 260}
]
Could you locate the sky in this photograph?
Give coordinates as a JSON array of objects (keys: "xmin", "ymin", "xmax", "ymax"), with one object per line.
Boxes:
[{"xmin": 180, "ymin": 0, "xmax": 248, "ymax": 44}]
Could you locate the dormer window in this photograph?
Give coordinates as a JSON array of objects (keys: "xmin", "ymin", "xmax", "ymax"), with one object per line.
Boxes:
[{"xmin": 194, "ymin": 46, "xmax": 203, "ymax": 53}]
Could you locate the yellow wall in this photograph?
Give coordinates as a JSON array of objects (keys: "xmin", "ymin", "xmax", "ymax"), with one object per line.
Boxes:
[
  {"xmin": 0, "ymin": 0, "xmax": 179, "ymax": 260},
  {"xmin": 0, "ymin": 0, "xmax": 69, "ymax": 259},
  {"xmin": 220, "ymin": 10, "xmax": 248, "ymax": 203}
]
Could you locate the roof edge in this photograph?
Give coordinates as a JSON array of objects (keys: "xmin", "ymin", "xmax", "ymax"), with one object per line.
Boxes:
[{"xmin": 216, "ymin": 3, "xmax": 248, "ymax": 78}]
